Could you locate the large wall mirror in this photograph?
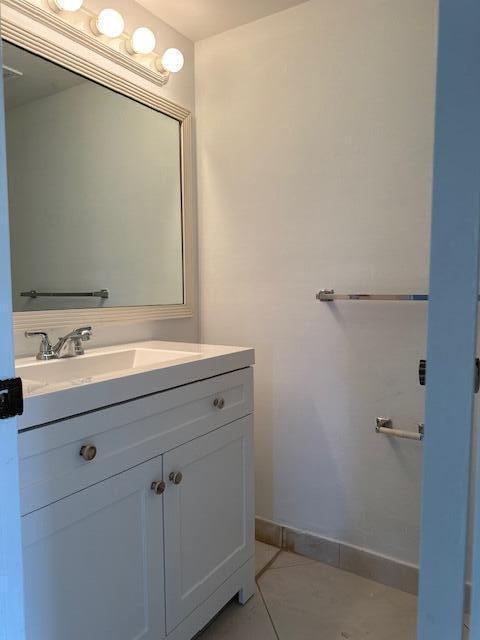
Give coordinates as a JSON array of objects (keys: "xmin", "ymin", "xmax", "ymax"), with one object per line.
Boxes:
[{"xmin": 2, "ymin": 33, "xmax": 193, "ymax": 330}]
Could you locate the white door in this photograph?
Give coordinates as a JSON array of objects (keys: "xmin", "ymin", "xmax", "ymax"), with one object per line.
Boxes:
[
  {"xmin": 22, "ymin": 457, "xmax": 165, "ymax": 640},
  {"xmin": 0, "ymin": 36, "xmax": 26, "ymax": 640},
  {"xmin": 417, "ymin": 2, "xmax": 480, "ymax": 638},
  {"xmin": 163, "ymin": 416, "xmax": 254, "ymax": 633}
]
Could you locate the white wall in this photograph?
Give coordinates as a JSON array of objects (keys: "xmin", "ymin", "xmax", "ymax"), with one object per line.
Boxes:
[
  {"xmin": 6, "ymin": 0, "xmax": 199, "ymax": 355},
  {"xmin": 196, "ymin": 0, "xmax": 438, "ymax": 566}
]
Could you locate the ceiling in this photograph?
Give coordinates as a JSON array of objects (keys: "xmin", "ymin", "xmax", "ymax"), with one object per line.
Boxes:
[{"xmin": 136, "ymin": 0, "xmax": 309, "ymax": 42}]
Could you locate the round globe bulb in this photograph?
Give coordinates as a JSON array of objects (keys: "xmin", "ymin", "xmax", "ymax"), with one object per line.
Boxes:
[
  {"xmin": 130, "ymin": 27, "xmax": 156, "ymax": 54},
  {"xmin": 95, "ymin": 8, "xmax": 125, "ymax": 38},
  {"xmin": 161, "ymin": 48, "xmax": 184, "ymax": 73},
  {"xmin": 53, "ymin": 0, "xmax": 83, "ymax": 10}
]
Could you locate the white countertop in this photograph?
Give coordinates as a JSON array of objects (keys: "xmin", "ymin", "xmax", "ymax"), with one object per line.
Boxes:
[{"xmin": 17, "ymin": 341, "xmax": 254, "ymax": 430}]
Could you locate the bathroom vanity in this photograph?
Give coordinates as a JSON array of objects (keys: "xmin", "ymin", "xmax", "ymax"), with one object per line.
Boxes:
[{"xmin": 16, "ymin": 341, "xmax": 255, "ymax": 640}]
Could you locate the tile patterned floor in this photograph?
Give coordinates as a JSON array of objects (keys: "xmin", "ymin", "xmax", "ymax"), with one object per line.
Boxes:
[
  {"xmin": 198, "ymin": 542, "xmax": 471, "ymax": 639},
  {"xmin": 255, "ymin": 540, "xmax": 280, "ymax": 576}
]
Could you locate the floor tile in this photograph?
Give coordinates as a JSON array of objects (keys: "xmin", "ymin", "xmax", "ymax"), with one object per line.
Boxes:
[
  {"xmin": 255, "ymin": 540, "xmax": 280, "ymax": 576},
  {"xmin": 270, "ymin": 550, "xmax": 318, "ymax": 570},
  {"xmin": 197, "ymin": 550, "xmax": 468, "ymax": 640},
  {"xmin": 258, "ymin": 558, "xmax": 417, "ymax": 639},
  {"xmin": 196, "ymin": 587, "xmax": 277, "ymax": 639}
]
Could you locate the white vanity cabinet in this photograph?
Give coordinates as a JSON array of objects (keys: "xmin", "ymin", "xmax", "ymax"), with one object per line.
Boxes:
[
  {"xmin": 18, "ymin": 365, "xmax": 255, "ymax": 640},
  {"xmin": 22, "ymin": 457, "xmax": 166, "ymax": 640},
  {"xmin": 164, "ymin": 416, "xmax": 253, "ymax": 632}
]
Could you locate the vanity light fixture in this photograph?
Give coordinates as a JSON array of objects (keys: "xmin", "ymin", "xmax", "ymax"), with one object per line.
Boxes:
[
  {"xmin": 157, "ymin": 48, "xmax": 185, "ymax": 74},
  {"xmin": 92, "ymin": 8, "xmax": 125, "ymax": 38},
  {"xmin": 48, "ymin": 0, "xmax": 83, "ymax": 12},
  {"xmin": 42, "ymin": 0, "xmax": 185, "ymax": 82},
  {"xmin": 127, "ymin": 27, "xmax": 156, "ymax": 55}
]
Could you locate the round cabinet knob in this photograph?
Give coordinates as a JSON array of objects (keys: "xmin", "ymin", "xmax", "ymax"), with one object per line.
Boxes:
[
  {"xmin": 79, "ymin": 444, "xmax": 97, "ymax": 462},
  {"xmin": 151, "ymin": 480, "xmax": 166, "ymax": 495},
  {"xmin": 169, "ymin": 471, "xmax": 183, "ymax": 485},
  {"xmin": 213, "ymin": 397, "xmax": 225, "ymax": 409}
]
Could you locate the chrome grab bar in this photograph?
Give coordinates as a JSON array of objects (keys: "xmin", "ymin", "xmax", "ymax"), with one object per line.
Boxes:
[
  {"xmin": 317, "ymin": 289, "xmax": 429, "ymax": 302},
  {"xmin": 375, "ymin": 418, "xmax": 424, "ymax": 442},
  {"xmin": 21, "ymin": 289, "xmax": 109, "ymax": 299}
]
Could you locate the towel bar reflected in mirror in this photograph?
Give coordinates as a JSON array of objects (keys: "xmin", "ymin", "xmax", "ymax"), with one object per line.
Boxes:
[{"xmin": 21, "ymin": 289, "xmax": 109, "ymax": 299}]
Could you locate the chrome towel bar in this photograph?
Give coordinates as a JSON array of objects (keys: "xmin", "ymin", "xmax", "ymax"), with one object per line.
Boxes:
[
  {"xmin": 375, "ymin": 418, "xmax": 424, "ymax": 442},
  {"xmin": 317, "ymin": 289, "xmax": 429, "ymax": 302},
  {"xmin": 21, "ymin": 289, "xmax": 109, "ymax": 299}
]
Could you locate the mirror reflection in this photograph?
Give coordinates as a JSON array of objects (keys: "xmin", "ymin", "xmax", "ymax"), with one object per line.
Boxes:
[{"xmin": 4, "ymin": 41, "xmax": 184, "ymax": 312}]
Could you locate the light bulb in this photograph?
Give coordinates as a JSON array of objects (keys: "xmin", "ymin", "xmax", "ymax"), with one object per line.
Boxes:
[
  {"xmin": 160, "ymin": 48, "xmax": 184, "ymax": 73},
  {"xmin": 129, "ymin": 27, "xmax": 156, "ymax": 55},
  {"xmin": 49, "ymin": 0, "xmax": 83, "ymax": 11},
  {"xmin": 93, "ymin": 8, "xmax": 125, "ymax": 38}
]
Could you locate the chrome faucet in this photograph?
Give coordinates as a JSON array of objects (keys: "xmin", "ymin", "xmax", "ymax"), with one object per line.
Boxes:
[{"xmin": 25, "ymin": 326, "xmax": 93, "ymax": 360}]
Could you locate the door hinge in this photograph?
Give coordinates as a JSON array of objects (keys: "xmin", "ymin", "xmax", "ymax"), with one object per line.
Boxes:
[
  {"xmin": 419, "ymin": 358, "xmax": 480, "ymax": 393},
  {"xmin": 0, "ymin": 377, "xmax": 24, "ymax": 419}
]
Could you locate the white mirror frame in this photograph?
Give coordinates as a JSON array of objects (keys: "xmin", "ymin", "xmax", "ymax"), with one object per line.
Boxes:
[{"xmin": 2, "ymin": 0, "xmax": 195, "ymax": 331}]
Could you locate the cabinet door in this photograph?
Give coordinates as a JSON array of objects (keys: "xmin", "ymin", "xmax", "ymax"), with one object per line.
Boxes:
[
  {"xmin": 22, "ymin": 457, "xmax": 165, "ymax": 640},
  {"xmin": 164, "ymin": 415, "xmax": 254, "ymax": 632}
]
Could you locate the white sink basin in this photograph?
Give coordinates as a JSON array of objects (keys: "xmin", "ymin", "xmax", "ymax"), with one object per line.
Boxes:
[
  {"xmin": 15, "ymin": 340, "xmax": 255, "ymax": 429},
  {"xmin": 17, "ymin": 346, "xmax": 200, "ymax": 391}
]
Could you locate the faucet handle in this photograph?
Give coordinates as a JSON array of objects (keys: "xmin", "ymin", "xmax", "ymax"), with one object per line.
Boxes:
[
  {"xmin": 73, "ymin": 326, "xmax": 92, "ymax": 342},
  {"xmin": 68, "ymin": 326, "xmax": 93, "ymax": 356},
  {"xmin": 25, "ymin": 330, "xmax": 55, "ymax": 361}
]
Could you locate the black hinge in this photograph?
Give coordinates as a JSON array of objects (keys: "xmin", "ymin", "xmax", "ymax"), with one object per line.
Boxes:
[
  {"xmin": 419, "ymin": 358, "xmax": 480, "ymax": 393},
  {"xmin": 0, "ymin": 377, "xmax": 24, "ymax": 419}
]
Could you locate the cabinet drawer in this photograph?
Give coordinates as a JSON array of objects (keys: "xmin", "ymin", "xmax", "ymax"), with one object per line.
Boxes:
[{"xmin": 19, "ymin": 367, "xmax": 253, "ymax": 515}]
